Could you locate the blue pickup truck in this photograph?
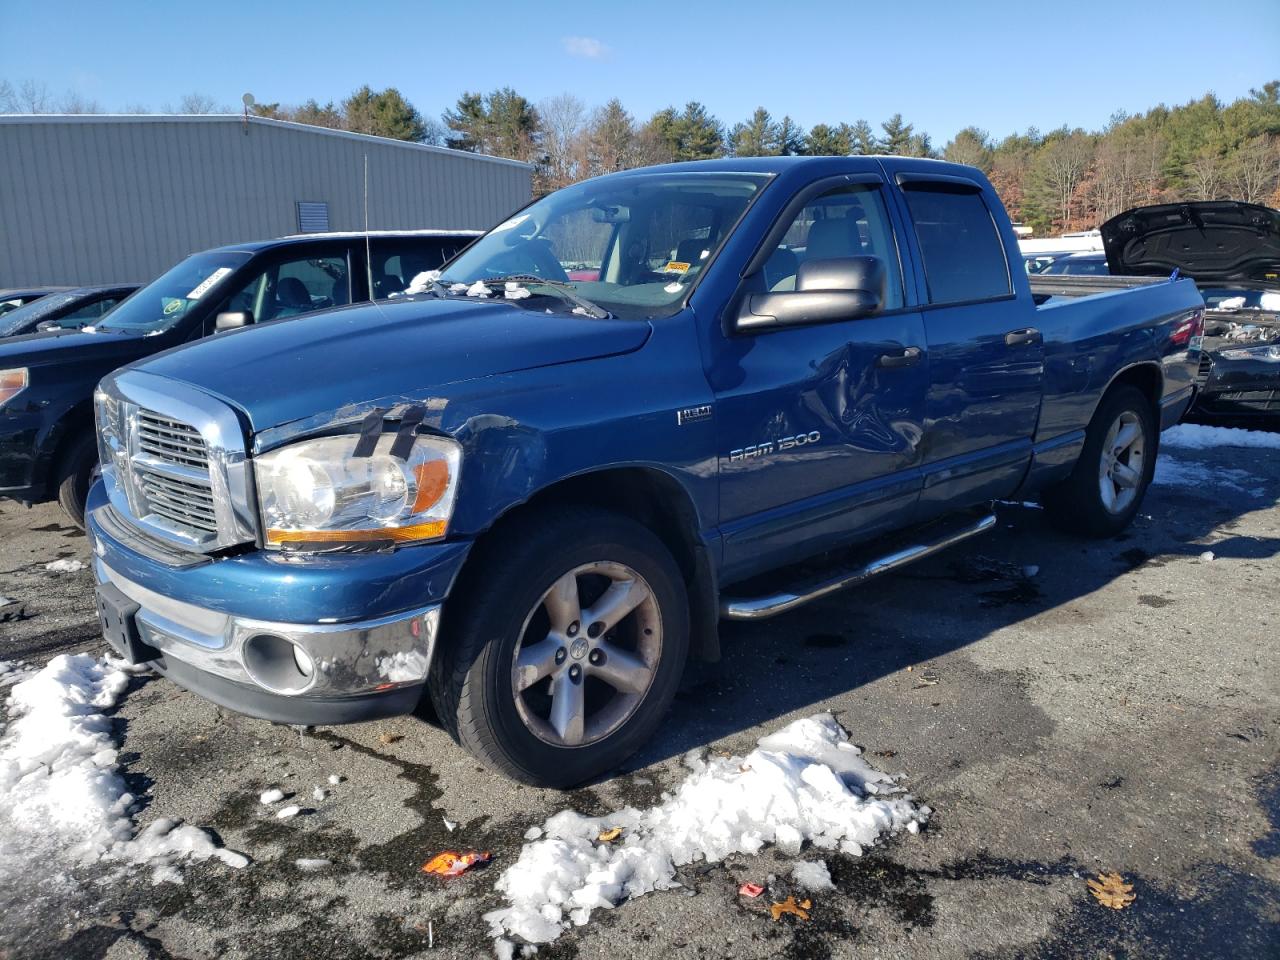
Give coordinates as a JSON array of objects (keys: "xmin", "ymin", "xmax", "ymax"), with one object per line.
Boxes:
[{"xmin": 86, "ymin": 157, "xmax": 1204, "ymax": 787}]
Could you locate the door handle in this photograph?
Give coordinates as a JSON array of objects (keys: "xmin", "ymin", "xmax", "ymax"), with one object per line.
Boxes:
[
  {"xmin": 877, "ymin": 346, "xmax": 922, "ymax": 368},
  {"xmin": 1004, "ymin": 327, "xmax": 1042, "ymax": 347}
]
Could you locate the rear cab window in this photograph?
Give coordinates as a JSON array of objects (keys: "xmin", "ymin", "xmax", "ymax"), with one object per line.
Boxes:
[
  {"xmin": 901, "ymin": 183, "xmax": 1011, "ymax": 304},
  {"xmin": 370, "ymin": 238, "xmax": 471, "ymax": 299}
]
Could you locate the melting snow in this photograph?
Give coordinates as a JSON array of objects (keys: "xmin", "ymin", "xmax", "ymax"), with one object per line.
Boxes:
[
  {"xmin": 295, "ymin": 858, "xmax": 331, "ymax": 872},
  {"xmin": 44, "ymin": 559, "xmax": 86, "ymax": 573},
  {"xmin": 259, "ymin": 787, "xmax": 284, "ymax": 805},
  {"xmin": 484, "ymin": 713, "xmax": 926, "ymax": 947},
  {"xmin": 466, "ymin": 281, "xmax": 493, "ymax": 298},
  {"xmin": 401, "ymin": 270, "xmax": 441, "ymax": 296},
  {"xmin": 792, "ymin": 859, "xmax": 835, "ymax": 890},
  {"xmin": 1153, "ymin": 456, "xmax": 1266, "ymax": 497},
  {"xmin": 276, "ymin": 805, "xmax": 301, "ymax": 820},
  {"xmin": 504, "ymin": 282, "xmax": 532, "ymax": 300},
  {"xmin": 1163, "ymin": 424, "xmax": 1280, "ymax": 451},
  {"xmin": 0, "ymin": 654, "xmax": 246, "ymax": 886}
]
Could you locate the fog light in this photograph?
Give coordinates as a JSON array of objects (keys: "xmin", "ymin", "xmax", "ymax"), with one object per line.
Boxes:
[{"xmin": 242, "ymin": 633, "xmax": 315, "ymax": 695}]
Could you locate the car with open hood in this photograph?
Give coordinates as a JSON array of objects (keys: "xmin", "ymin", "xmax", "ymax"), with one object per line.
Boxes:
[{"xmin": 1102, "ymin": 201, "xmax": 1280, "ymax": 420}]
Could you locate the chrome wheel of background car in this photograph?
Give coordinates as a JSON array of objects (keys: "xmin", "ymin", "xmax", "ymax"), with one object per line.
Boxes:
[
  {"xmin": 511, "ymin": 561, "xmax": 662, "ymax": 748},
  {"xmin": 1098, "ymin": 410, "xmax": 1146, "ymax": 515}
]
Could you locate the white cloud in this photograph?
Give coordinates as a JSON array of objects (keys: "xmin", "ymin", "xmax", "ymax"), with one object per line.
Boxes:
[{"xmin": 561, "ymin": 36, "xmax": 609, "ymax": 60}]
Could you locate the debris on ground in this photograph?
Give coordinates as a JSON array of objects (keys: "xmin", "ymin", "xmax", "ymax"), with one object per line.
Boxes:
[
  {"xmin": 312, "ymin": 787, "xmax": 326, "ymax": 802},
  {"xmin": 1199, "ymin": 551, "xmax": 1216, "ymax": 562},
  {"xmin": 43, "ymin": 558, "xmax": 86, "ymax": 573},
  {"xmin": 770, "ymin": 896, "xmax": 812, "ymax": 922},
  {"xmin": 792, "ymin": 860, "xmax": 835, "ymax": 890},
  {"xmin": 422, "ymin": 850, "xmax": 492, "ymax": 877},
  {"xmin": 483, "ymin": 713, "xmax": 925, "ymax": 946},
  {"xmin": 1087, "ymin": 871, "xmax": 1136, "ymax": 909},
  {"xmin": 259, "ymin": 788, "xmax": 284, "ymax": 805},
  {"xmin": 276, "ymin": 805, "xmax": 302, "ymax": 820},
  {"xmin": 597, "ymin": 827, "xmax": 623, "ymax": 843},
  {"xmin": 443, "ymin": 817, "xmax": 457, "ymax": 832},
  {"xmin": 328, "ymin": 774, "xmax": 343, "ymax": 785},
  {"xmin": 738, "ymin": 882, "xmax": 765, "ymax": 898},
  {"xmin": 378, "ymin": 732, "xmax": 403, "ymax": 745}
]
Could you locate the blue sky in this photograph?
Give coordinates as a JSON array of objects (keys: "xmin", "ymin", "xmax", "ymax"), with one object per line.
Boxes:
[{"xmin": 3, "ymin": 0, "xmax": 1277, "ymax": 144}]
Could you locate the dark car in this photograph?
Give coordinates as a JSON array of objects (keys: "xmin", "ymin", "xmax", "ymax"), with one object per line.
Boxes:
[
  {"xmin": 0, "ymin": 229, "xmax": 479, "ymax": 526},
  {"xmin": 1040, "ymin": 251, "xmax": 1110, "ymax": 276},
  {"xmin": 0, "ymin": 287, "xmax": 72, "ymax": 317},
  {"xmin": 0, "ymin": 285, "xmax": 140, "ymax": 338},
  {"xmin": 1101, "ymin": 201, "xmax": 1280, "ymax": 420}
]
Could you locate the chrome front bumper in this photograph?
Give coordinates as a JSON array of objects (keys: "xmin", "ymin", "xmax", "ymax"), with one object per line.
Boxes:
[{"xmin": 93, "ymin": 556, "xmax": 440, "ymax": 702}]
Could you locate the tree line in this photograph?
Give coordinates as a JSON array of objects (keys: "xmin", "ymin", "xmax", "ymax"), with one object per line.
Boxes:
[{"xmin": 5, "ymin": 76, "xmax": 1278, "ymax": 235}]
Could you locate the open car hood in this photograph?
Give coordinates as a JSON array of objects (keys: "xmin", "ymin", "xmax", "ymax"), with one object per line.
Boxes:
[{"xmin": 1101, "ymin": 202, "xmax": 1280, "ymax": 283}]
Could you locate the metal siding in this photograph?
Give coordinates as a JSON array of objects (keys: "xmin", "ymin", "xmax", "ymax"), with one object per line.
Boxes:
[{"xmin": 0, "ymin": 118, "xmax": 532, "ymax": 286}]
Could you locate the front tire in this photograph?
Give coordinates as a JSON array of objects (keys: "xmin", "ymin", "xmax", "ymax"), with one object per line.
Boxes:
[
  {"xmin": 56, "ymin": 432, "xmax": 97, "ymax": 530},
  {"xmin": 1043, "ymin": 385, "xmax": 1157, "ymax": 538},
  {"xmin": 429, "ymin": 507, "xmax": 689, "ymax": 788}
]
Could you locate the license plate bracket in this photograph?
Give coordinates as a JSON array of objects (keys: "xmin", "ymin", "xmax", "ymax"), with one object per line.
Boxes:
[{"xmin": 95, "ymin": 581, "xmax": 158, "ymax": 664}]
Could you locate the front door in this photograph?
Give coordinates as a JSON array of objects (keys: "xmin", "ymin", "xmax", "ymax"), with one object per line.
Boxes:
[{"xmin": 707, "ymin": 178, "xmax": 930, "ymax": 583}]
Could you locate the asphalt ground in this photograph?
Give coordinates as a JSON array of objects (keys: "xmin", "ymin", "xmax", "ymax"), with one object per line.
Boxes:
[{"xmin": 0, "ymin": 431, "xmax": 1277, "ymax": 960}]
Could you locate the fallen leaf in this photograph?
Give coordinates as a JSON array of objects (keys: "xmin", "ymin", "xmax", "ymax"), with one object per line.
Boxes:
[
  {"xmin": 770, "ymin": 896, "xmax": 812, "ymax": 922},
  {"xmin": 378, "ymin": 733, "xmax": 403, "ymax": 745},
  {"xmin": 1087, "ymin": 872, "xmax": 1136, "ymax": 910},
  {"xmin": 422, "ymin": 850, "xmax": 492, "ymax": 877},
  {"xmin": 738, "ymin": 882, "xmax": 765, "ymax": 898},
  {"xmin": 597, "ymin": 827, "xmax": 623, "ymax": 843}
]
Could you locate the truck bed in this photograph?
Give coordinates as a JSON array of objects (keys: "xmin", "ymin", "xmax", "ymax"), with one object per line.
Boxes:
[{"xmin": 1029, "ymin": 274, "xmax": 1172, "ymax": 305}]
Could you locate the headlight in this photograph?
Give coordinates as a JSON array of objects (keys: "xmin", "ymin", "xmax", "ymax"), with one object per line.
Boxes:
[
  {"xmin": 1219, "ymin": 344, "xmax": 1280, "ymax": 362},
  {"xmin": 0, "ymin": 368, "xmax": 28, "ymax": 408},
  {"xmin": 255, "ymin": 432, "xmax": 461, "ymax": 549}
]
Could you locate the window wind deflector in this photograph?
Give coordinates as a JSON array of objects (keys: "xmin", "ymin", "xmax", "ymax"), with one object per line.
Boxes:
[{"xmin": 896, "ymin": 172, "xmax": 984, "ymax": 192}]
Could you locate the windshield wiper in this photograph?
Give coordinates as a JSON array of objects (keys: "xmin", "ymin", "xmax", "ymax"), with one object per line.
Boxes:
[{"xmin": 471, "ymin": 275, "xmax": 611, "ymax": 319}]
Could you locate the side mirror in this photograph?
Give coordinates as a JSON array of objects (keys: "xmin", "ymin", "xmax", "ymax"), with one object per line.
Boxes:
[
  {"xmin": 215, "ymin": 311, "xmax": 253, "ymax": 332},
  {"xmin": 734, "ymin": 255, "xmax": 886, "ymax": 332}
]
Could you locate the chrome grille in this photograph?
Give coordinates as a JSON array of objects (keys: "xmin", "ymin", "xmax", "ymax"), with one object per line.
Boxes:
[
  {"xmin": 137, "ymin": 411, "xmax": 209, "ymax": 470},
  {"xmin": 131, "ymin": 407, "xmax": 218, "ymax": 540}
]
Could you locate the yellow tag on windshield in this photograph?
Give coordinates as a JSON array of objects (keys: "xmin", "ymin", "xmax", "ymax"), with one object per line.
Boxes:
[{"xmin": 663, "ymin": 261, "xmax": 691, "ymax": 274}]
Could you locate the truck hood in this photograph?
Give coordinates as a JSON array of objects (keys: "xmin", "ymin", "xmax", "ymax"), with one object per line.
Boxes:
[
  {"xmin": 135, "ymin": 296, "xmax": 653, "ymax": 434},
  {"xmin": 1101, "ymin": 202, "xmax": 1280, "ymax": 282}
]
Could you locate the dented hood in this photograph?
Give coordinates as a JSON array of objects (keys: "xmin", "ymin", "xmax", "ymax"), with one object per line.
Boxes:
[
  {"xmin": 1101, "ymin": 202, "xmax": 1280, "ymax": 282},
  {"xmin": 134, "ymin": 296, "xmax": 652, "ymax": 434}
]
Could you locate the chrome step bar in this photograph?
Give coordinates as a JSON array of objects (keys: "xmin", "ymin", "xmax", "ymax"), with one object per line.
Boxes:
[{"xmin": 719, "ymin": 512, "xmax": 998, "ymax": 621}]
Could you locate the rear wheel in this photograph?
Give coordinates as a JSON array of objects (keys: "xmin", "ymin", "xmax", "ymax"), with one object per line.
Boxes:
[
  {"xmin": 1043, "ymin": 385, "xmax": 1157, "ymax": 538},
  {"xmin": 429, "ymin": 507, "xmax": 689, "ymax": 787},
  {"xmin": 56, "ymin": 431, "xmax": 97, "ymax": 530}
]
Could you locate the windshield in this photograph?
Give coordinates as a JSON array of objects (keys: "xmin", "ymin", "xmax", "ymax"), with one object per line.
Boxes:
[
  {"xmin": 0, "ymin": 292, "xmax": 81, "ymax": 336},
  {"xmin": 437, "ymin": 172, "xmax": 770, "ymax": 320},
  {"xmin": 96, "ymin": 251, "xmax": 251, "ymax": 334},
  {"xmin": 1043, "ymin": 256, "xmax": 1108, "ymax": 276}
]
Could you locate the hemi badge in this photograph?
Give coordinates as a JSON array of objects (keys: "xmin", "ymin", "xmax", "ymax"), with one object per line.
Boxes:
[{"xmin": 677, "ymin": 404, "xmax": 712, "ymax": 426}]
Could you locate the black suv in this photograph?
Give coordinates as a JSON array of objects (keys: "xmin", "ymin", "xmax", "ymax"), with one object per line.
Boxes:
[{"xmin": 0, "ymin": 230, "xmax": 477, "ymax": 526}]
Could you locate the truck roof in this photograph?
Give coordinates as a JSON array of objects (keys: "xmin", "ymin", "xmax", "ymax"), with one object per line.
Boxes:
[{"xmin": 601, "ymin": 154, "xmax": 968, "ymax": 178}]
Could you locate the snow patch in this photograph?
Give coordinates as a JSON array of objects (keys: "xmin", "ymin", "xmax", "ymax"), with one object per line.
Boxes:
[
  {"xmin": 1163, "ymin": 424, "xmax": 1280, "ymax": 451},
  {"xmin": 295, "ymin": 858, "xmax": 331, "ymax": 872},
  {"xmin": 0, "ymin": 654, "xmax": 245, "ymax": 886},
  {"xmin": 401, "ymin": 270, "xmax": 441, "ymax": 296},
  {"xmin": 1153, "ymin": 456, "xmax": 1266, "ymax": 497},
  {"xmin": 44, "ymin": 559, "xmax": 86, "ymax": 573},
  {"xmin": 259, "ymin": 788, "xmax": 284, "ymax": 805},
  {"xmin": 791, "ymin": 858, "xmax": 835, "ymax": 890},
  {"xmin": 466, "ymin": 280, "xmax": 493, "ymax": 298},
  {"xmin": 503, "ymin": 282, "xmax": 532, "ymax": 300},
  {"xmin": 484, "ymin": 713, "xmax": 925, "ymax": 946},
  {"xmin": 276, "ymin": 805, "xmax": 301, "ymax": 820}
]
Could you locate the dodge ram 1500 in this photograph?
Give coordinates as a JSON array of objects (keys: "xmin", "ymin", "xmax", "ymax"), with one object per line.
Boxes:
[{"xmin": 86, "ymin": 156, "xmax": 1204, "ymax": 786}]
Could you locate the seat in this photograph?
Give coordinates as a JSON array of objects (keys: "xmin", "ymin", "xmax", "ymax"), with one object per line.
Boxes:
[
  {"xmin": 804, "ymin": 213, "xmax": 865, "ymax": 261},
  {"xmin": 273, "ymin": 277, "xmax": 312, "ymax": 318}
]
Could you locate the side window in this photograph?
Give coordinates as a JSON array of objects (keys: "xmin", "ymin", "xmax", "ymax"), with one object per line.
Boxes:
[
  {"xmin": 764, "ymin": 184, "xmax": 904, "ymax": 310},
  {"xmin": 221, "ymin": 253, "xmax": 350, "ymax": 324},
  {"xmin": 371, "ymin": 240, "xmax": 464, "ymax": 297},
  {"xmin": 901, "ymin": 185, "xmax": 1011, "ymax": 304}
]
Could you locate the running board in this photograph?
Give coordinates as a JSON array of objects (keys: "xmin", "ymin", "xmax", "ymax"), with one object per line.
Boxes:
[{"xmin": 719, "ymin": 512, "xmax": 998, "ymax": 621}]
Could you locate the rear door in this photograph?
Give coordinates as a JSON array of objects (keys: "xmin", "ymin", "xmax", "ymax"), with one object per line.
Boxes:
[
  {"xmin": 708, "ymin": 175, "xmax": 930, "ymax": 582},
  {"xmin": 892, "ymin": 171, "xmax": 1044, "ymax": 514}
]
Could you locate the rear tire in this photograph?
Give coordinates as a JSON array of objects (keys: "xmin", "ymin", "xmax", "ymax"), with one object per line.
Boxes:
[
  {"xmin": 1042, "ymin": 385, "xmax": 1157, "ymax": 538},
  {"xmin": 56, "ymin": 432, "xmax": 97, "ymax": 531},
  {"xmin": 428, "ymin": 506, "xmax": 689, "ymax": 788}
]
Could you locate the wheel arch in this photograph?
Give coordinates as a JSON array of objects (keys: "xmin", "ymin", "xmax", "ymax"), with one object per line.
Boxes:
[
  {"xmin": 452, "ymin": 465, "xmax": 721, "ymax": 662},
  {"xmin": 1095, "ymin": 362, "xmax": 1163, "ymax": 425}
]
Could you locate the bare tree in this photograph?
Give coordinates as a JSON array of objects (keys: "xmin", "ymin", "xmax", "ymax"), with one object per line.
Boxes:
[
  {"xmin": 168, "ymin": 93, "xmax": 229, "ymax": 114},
  {"xmin": 58, "ymin": 92, "xmax": 104, "ymax": 114},
  {"xmin": 538, "ymin": 93, "xmax": 587, "ymax": 191},
  {"xmin": 1031, "ymin": 132, "xmax": 1094, "ymax": 229},
  {"xmin": 1, "ymin": 78, "xmax": 53, "ymax": 113},
  {"xmin": 1185, "ymin": 147, "xmax": 1228, "ymax": 200},
  {"xmin": 1229, "ymin": 135, "xmax": 1280, "ymax": 204}
]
